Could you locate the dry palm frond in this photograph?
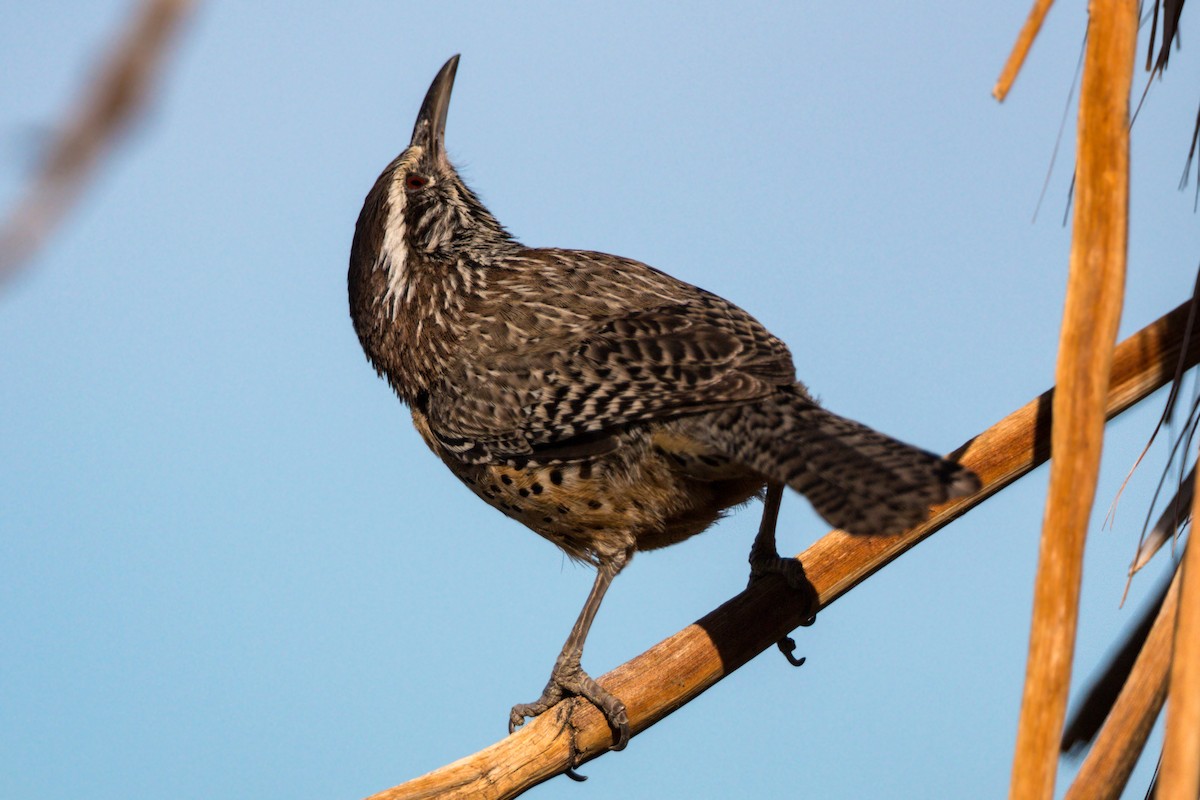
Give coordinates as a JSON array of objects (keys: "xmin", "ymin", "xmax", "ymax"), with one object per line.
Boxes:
[
  {"xmin": 1008, "ymin": 3, "xmax": 1137, "ymax": 797},
  {"xmin": 1062, "ymin": 573, "xmax": 1174, "ymax": 756},
  {"xmin": 1159, "ymin": 531, "xmax": 1200, "ymax": 796},
  {"xmin": 1146, "ymin": 0, "xmax": 1186, "ymax": 74},
  {"xmin": 994, "ymin": 0, "xmax": 1059, "ymax": 102},
  {"xmin": 1129, "ymin": 462, "xmax": 1195, "ymax": 577},
  {"xmin": 1061, "ymin": 568, "xmax": 1179, "ymax": 800}
]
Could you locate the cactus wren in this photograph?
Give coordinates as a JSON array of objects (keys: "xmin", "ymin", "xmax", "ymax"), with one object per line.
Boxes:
[{"xmin": 348, "ymin": 56, "xmax": 979, "ymax": 751}]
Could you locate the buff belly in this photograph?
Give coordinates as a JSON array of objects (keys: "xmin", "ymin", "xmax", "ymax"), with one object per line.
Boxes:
[{"xmin": 411, "ymin": 410, "xmax": 764, "ymax": 562}]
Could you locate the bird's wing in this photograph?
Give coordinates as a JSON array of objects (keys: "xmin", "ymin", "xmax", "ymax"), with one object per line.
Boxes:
[{"xmin": 426, "ymin": 294, "xmax": 799, "ymax": 464}]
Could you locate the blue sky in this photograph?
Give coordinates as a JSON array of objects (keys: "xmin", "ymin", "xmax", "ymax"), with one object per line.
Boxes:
[{"xmin": 2, "ymin": 3, "xmax": 1197, "ymax": 798}]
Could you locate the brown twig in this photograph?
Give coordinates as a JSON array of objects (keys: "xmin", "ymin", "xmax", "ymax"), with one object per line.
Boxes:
[
  {"xmin": 1160, "ymin": 507, "xmax": 1200, "ymax": 794},
  {"xmin": 365, "ymin": 299, "xmax": 1200, "ymax": 800},
  {"xmin": 0, "ymin": 0, "xmax": 196, "ymax": 288},
  {"xmin": 1008, "ymin": 2, "xmax": 1136, "ymax": 797},
  {"xmin": 993, "ymin": 0, "xmax": 1058, "ymax": 102},
  {"xmin": 1063, "ymin": 565, "xmax": 1179, "ymax": 800}
]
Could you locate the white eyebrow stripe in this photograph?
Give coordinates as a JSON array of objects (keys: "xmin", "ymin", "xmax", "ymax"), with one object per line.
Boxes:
[
  {"xmin": 377, "ymin": 148, "xmax": 426, "ymax": 319},
  {"xmin": 380, "ymin": 174, "xmax": 409, "ymax": 319}
]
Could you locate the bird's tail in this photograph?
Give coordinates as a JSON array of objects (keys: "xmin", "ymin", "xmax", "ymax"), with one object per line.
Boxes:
[{"xmin": 700, "ymin": 392, "xmax": 979, "ymax": 536}]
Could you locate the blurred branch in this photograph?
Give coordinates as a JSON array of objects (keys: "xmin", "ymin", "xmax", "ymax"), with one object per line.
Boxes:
[
  {"xmin": 1008, "ymin": 2, "xmax": 1136, "ymax": 797},
  {"xmin": 1063, "ymin": 566, "xmax": 1180, "ymax": 800},
  {"xmin": 993, "ymin": 0, "xmax": 1057, "ymax": 102},
  {"xmin": 363, "ymin": 299, "xmax": 1200, "ymax": 800},
  {"xmin": 0, "ymin": 0, "xmax": 196, "ymax": 289},
  {"xmin": 1062, "ymin": 574, "xmax": 1172, "ymax": 754}
]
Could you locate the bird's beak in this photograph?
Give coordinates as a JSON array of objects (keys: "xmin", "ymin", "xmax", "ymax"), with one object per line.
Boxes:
[{"xmin": 410, "ymin": 54, "xmax": 460, "ymax": 165}]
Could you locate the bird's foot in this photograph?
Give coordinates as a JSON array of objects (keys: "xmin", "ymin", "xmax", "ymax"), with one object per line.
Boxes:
[
  {"xmin": 748, "ymin": 552, "xmax": 818, "ymax": 666},
  {"xmin": 508, "ymin": 657, "xmax": 630, "ymax": 751}
]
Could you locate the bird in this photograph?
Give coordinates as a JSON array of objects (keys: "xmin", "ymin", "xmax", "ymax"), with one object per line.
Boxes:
[{"xmin": 347, "ymin": 55, "xmax": 979, "ymax": 753}]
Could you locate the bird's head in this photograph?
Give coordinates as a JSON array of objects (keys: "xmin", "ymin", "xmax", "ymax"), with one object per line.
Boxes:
[{"xmin": 350, "ymin": 55, "xmax": 514, "ymax": 313}]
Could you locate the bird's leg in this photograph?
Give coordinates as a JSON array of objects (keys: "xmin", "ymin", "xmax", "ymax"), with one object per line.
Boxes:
[
  {"xmin": 509, "ymin": 547, "xmax": 631, "ymax": 752},
  {"xmin": 748, "ymin": 482, "xmax": 818, "ymax": 666},
  {"xmin": 748, "ymin": 483, "xmax": 809, "ymax": 588}
]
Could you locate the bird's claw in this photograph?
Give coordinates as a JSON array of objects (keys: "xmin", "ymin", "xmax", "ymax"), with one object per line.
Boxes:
[
  {"xmin": 508, "ymin": 682, "xmax": 564, "ymax": 734},
  {"xmin": 748, "ymin": 554, "xmax": 819, "ymax": 666},
  {"xmin": 776, "ymin": 635, "xmax": 807, "ymax": 667},
  {"xmin": 508, "ymin": 661, "xmax": 630, "ymax": 751}
]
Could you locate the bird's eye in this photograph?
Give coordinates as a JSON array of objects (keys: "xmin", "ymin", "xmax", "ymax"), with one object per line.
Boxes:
[{"xmin": 405, "ymin": 174, "xmax": 429, "ymax": 190}]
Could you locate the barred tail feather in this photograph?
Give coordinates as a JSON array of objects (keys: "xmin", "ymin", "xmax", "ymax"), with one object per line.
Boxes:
[{"xmin": 700, "ymin": 392, "xmax": 979, "ymax": 535}]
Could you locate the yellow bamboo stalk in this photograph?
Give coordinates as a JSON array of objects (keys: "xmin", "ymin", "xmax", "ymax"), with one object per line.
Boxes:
[
  {"xmin": 1008, "ymin": 2, "xmax": 1136, "ymax": 797},
  {"xmin": 993, "ymin": 0, "xmax": 1058, "ymax": 102},
  {"xmin": 365, "ymin": 298, "xmax": 1200, "ymax": 800},
  {"xmin": 1160, "ymin": 501, "xmax": 1200, "ymax": 794},
  {"xmin": 1064, "ymin": 569, "xmax": 1180, "ymax": 800}
]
